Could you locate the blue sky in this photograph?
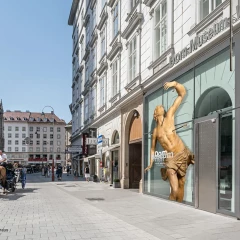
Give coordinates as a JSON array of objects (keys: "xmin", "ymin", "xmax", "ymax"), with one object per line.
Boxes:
[{"xmin": 0, "ymin": 1, "xmax": 73, "ymax": 123}]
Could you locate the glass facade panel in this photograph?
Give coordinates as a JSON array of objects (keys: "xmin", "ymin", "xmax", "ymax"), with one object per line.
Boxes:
[{"xmin": 144, "ymin": 48, "xmax": 235, "ymax": 208}]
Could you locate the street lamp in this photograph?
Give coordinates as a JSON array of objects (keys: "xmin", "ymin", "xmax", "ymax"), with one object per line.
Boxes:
[{"xmin": 42, "ymin": 106, "xmax": 55, "ymax": 181}]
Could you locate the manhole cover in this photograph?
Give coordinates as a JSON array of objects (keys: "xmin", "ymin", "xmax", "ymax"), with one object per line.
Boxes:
[{"xmin": 86, "ymin": 198, "xmax": 105, "ymax": 201}]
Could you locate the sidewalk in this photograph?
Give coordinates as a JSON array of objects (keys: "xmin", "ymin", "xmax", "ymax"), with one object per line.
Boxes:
[{"xmin": 0, "ymin": 173, "xmax": 240, "ymax": 240}]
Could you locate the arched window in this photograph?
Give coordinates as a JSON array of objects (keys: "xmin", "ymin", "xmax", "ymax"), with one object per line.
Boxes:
[{"xmin": 113, "ymin": 131, "xmax": 119, "ymax": 144}]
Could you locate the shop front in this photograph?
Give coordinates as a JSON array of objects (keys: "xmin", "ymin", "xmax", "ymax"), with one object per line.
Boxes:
[{"xmin": 144, "ymin": 42, "xmax": 239, "ymax": 217}]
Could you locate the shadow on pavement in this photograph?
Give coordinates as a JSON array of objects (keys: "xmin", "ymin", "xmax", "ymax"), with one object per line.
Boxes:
[{"xmin": 0, "ymin": 188, "xmax": 39, "ymax": 201}]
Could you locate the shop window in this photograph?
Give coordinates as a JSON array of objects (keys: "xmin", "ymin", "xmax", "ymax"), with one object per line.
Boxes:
[{"xmin": 113, "ymin": 131, "xmax": 119, "ymax": 144}]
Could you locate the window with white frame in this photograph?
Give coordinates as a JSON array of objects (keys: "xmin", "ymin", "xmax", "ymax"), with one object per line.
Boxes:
[
  {"xmin": 8, "ymin": 126, "xmax": 12, "ymax": 131},
  {"xmin": 15, "ymin": 147, "xmax": 19, "ymax": 152},
  {"xmin": 76, "ymin": 80, "xmax": 79, "ymax": 100},
  {"xmin": 89, "ymin": 90, "xmax": 92, "ymax": 117},
  {"xmin": 8, "ymin": 133, "xmax": 12, "ymax": 138},
  {"xmin": 112, "ymin": 59, "xmax": 118, "ymax": 97},
  {"xmin": 29, "ymin": 147, "xmax": 33, "ymax": 152},
  {"xmin": 36, "ymin": 134, "xmax": 40, "ymax": 139},
  {"xmin": 81, "ymin": 40, "xmax": 84, "ymax": 61},
  {"xmin": 50, "ymin": 134, "xmax": 53, "ymax": 139},
  {"xmin": 91, "ymin": 86, "xmax": 96, "ymax": 115},
  {"xmin": 30, "ymin": 134, "xmax": 33, "ymax": 138},
  {"xmin": 100, "ymin": 77, "xmax": 105, "ymax": 107},
  {"xmin": 8, "ymin": 147, "xmax": 11, "ymax": 152},
  {"xmin": 85, "ymin": 60, "xmax": 89, "ymax": 83},
  {"xmin": 131, "ymin": 0, "xmax": 138, "ymax": 10},
  {"xmin": 22, "ymin": 127, "xmax": 26, "ymax": 131},
  {"xmin": 43, "ymin": 141, "xmax": 47, "ymax": 145},
  {"xmin": 37, "ymin": 127, "xmax": 40, "ymax": 131},
  {"xmin": 15, "ymin": 140, "xmax": 19, "ymax": 145},
  {"xmin": 36, "ymin": 147, "xmax": 40, "ymax": 152},
  {"xmin": 30, "ymin": 127, "xmax": 33, "ymax": 132},
  {"xmin": 43, "ymin": 147, "xmax": 47, "ymax": 152},
  {"xmin": 101, "ymin": 28, "xmax": 106, "ymax": 57},
  {"xmin": 57, "ymin": 134, "xmax": 61, "ymax": 139},
  {"xmin": 50, "ymin": 141, "xmax": 53, "ymax": 145},
  {"xmin": 84, "ymin": 95, "xmax": 89, "ymax": 121},
  {"xmin": 15, "ymin": 127, "xmax": 19, "ymax": 131},
  {"xmin": 50, "ymin": 127, "xmax": 53, "ymax": 132},
  {"xmin": 92, "ymin": 47, "xmax": 96, "ymax": 71},
  {"xmin": 93, "ymin": 6, "xmax": 96, "ymax": 28},
  {"xmin": 43, "ymin": 127, "xmax": 47, "ymax": 132},
  {"xmin": 154, "ymin": 1, "xmax": 167, "ymax": 60},
  {"xmin": 129, "ymin": 36, "xmax": 137, "ymax": 82},
  {"xmin": 76, "ymin": 109, "xmax": 79, "ymax": 129},
  {"xmin": 37, "ymin": 141, "xmax": 40, "ymax": 145},
  {"xmin": 57, "ymin": 141, "xmax": 61, "ymax": 146},
  {"xmin": 43, "ymin": 134, "xmax": 47, "ymax": 139},
  {"xmin": 57, "ymin": 127, "xmax": 61, "ymax": 132},
  {"xmin": 22, "ymin": 133, "xmax": 26, "ymax": 138},
  {"xmin": 22, "ymin": 140, "xmax": 26, "ymax": 145},
  {"xmin": 113, "ymin": 2, "xmax": 119, "ymax": 38},
  {"xmin": 199, "ymin": 0, "xmax": 222, "ymax": 21},
  {"xmin": 57, "ymin": 147, "xmax": 61, "ymax": 153},
  {"xmin": 86, "ymin": 21, "xmax": 90, "ymax": 44},
  {"xmin": 8, "ymin": 140, "xmax": 11, "ymax": 145},
  {"xmin": 22, "ymin": 147, "xmax": 26, "ymax": 152},
  {"xmin": 15, "ymin": 133, "xmax": 19, "ymax": 138}
]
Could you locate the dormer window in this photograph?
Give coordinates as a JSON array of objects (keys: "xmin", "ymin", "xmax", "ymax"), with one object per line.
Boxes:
[{"xmin": 10, "ymin": 117, "xmax": 14, "ymax": 120}]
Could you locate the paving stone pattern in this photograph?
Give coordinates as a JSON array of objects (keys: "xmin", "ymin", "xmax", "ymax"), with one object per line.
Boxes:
[{"xmin": 0, "ymin": 173, "xmax": 240, "ymax": 240}]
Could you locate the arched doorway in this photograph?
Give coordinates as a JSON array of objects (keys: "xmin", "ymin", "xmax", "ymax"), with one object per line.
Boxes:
[
  {"xmin": 111, "ymin": 131, "xmax": 120, "ymax": 183},
  {"xmin": 195, "ymin": 87, "xmax": 233, "ymax": 213},
  {"xmin": 129, "ymin": 110, "xmax": 142, "ymax": 188}
]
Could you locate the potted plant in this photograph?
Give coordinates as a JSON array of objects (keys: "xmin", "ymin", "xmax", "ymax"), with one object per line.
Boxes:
[{"xmin": 113, "ymin": 179, "xmax": 121, "ymax": 188}]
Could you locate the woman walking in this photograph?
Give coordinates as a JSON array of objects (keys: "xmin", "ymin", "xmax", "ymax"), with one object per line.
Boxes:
[{"xmin": 21, "ymin": 165, "xmax": 27, "ymax": 189}]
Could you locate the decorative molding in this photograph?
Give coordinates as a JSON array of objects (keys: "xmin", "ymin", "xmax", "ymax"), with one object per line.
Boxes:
[
  {"xmin": 109, "ymin": 31, "xmax": 120, "ymax": 47},
  {"xmin": 109, "ymin": 92, "xmax": 120, "ymax": 104},
  {"xmin": 98, "ymin": 104, "xmax": 106, "ymax": 113},
  {"xmin": 125, "ymin": 76, "xmax": 140, "ymax": 91},
  {"xmin": 89, "ymin": 76, "xmax": 97, "ymax": 87},
  {"xmin": 96, "ymin": 62, "xmax": 108, "ymax": 76},
  {"xmin": 90, "ymin": 0, "xmax": 97, "ymax": 10},
  {"xmin": 68, "ymin": 0, "xmax": 80, "ymax": 25},
  {"xmin": 97, "ymin": 10, "xmax": 108, "ymax": 31},
  {"xmin": 107, "ymin": 42, "xmax": 122, "ymax": 61},
  {"xmin": 75, "ymin": 46, "xmax": 79, "ymax": 56},
  {"xmin": 107, "ymin": 0, "xmax": 117, "ymax": 8},
  {"xmin": 78, "ymin": 97, "xmax": 84, "ymax": 104},
  {"xmin": 83, "ymin": 14, "xmax": 90, "ymax": 27},
  {"xmin": 82, "ymin": 86, "xmax": 90, "ymax": 96},
  {"xmin": 148, "ymin": 46, "xmax": 173, "ymax": 70},
  {"xmin": 122, "ymin": 12, "xmax": 143, "ymax": 40},
  {"xmin": 125, "ymin": 0, "xmax": 140, "ymax": 22},
  {"xmin": 78, "ymin": 64, "xmax": 84, "ymax": 73},
  {"xmin": 188, "ymin": 0, "xmax": 229, "ymax": 36},
  {"xmin": 83, "ymin": 47, "xmax": 90, "ymax": 61},
  {"xmin": 89, "ymin": 31, "xmax": 98, "ymax": 47},
  {"xmin": 99, "ymin": 53, "xmax": 107, "ymax": 65},
  {"xmin": 72, "ymin": 57, "xmax": 76, "ymax": 64},
  {"xmin": 80, "ymin": 34, "xmax": 84, "ymax": 43},
  {"xmin": 143, "ymin": 0, "xmax": 157, "ymax": 7}
]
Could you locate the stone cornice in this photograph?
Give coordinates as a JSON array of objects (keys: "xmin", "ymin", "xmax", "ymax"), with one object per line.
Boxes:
[
  {"xmin": 122, "ymin": 12, "xmax": 143, "ymax": 39},
  {"xmin": 90, "ymin": 0, "xmax": 97, "ymax": 10},
  {"xmin": 107, "ymin": 42, "xmax": 122, "ymax": 61},
  {"xmin": 96, "ymin": 62, "xmax": 108, "ymax": 76},
  {"xmin": 107, "ymin": 0, "xmax": 117, "ymax": 8},
  {"xmin": 97, "ymin": 9, "xmax": 108, "ymax": 31},
  {"xmin": 83, "ymin": 14, "xmax": 90, "ymax": 27},
  {"xmin": 68, "ymin": 0, "xmax": 80, "ymax": 25},
  {"xmin": 82, "ymin": 87, "xmax": 89, "ymax": 97},
  {"xmin": 89, "ymin": 30, "xmax": 98, "ymax": 47},
  {"xmin": 78, "ymin": 64, "xmax": 84, "ymax": 73},
  {"xmin": 83, "ymin": 47, "xmax": 90, "ymax": 61},
  {"xmin": 143, "ymin": 0, "xmax": 157, "ymax": 7}
]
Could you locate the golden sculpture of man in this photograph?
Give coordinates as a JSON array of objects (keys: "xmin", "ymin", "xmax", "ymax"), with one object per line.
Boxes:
[{"xmin": 145, "ymin": 81, "xmax": 194, "ymax": 202}]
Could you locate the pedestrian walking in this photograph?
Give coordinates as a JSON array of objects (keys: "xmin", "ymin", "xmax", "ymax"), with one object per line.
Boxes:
[
  {"xmin": 47, "ymin": 165, "xmax": 50, "ymax": 177},
  {"xmin": 85, "ymin": 165, "xmax": 90, "ymax": 182},
  {"xmin": 67, "ymin": 166, "xmax": 70, "ymax": 176},
  {"xmin": 57, "ymin": 165, "xmax": 62, "ymax": 180},
  {"xmin": 20, "ymin": 165, "xmax": 27, "ymax": 189}
]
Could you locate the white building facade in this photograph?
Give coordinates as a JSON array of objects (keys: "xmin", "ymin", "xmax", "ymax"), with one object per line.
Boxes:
[
  {"xmin": 69, "ymin": 0, "xmax": 240, "ymax": 218},
  {"xmin": 4, "ymin": 111, "xmax": 66, "ymax": 166}
]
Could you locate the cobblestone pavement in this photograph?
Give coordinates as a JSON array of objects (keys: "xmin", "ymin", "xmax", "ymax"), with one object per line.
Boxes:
[{"xmin": 0, "ymin": 172, "xmax": 240, "ymax": 240}]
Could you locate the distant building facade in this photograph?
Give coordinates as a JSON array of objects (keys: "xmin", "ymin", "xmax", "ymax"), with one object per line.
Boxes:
[
  {"xmin": 4, "ymin": 110, "xmax": 66, "ymax": 166},
  {"xmin": 65, "ymin": 121, "xmax": 72, "ymax": 166},
  {"xmin": 0, "ymin": 100, "xmax": 4, "ymax": 150}
]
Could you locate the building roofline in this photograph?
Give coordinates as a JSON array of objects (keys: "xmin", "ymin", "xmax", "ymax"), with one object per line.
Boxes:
[{"xmin": 68, "ymin": 0, "xmax": 80, "ymax": 26}]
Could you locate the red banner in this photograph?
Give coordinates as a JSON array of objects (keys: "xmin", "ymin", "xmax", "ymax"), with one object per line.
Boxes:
[{"xmin": 82, "ymin": 133, "xmax": 88, "ymax": 156}]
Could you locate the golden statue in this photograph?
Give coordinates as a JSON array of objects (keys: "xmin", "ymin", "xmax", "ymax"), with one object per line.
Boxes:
[{"xmin": 145, "ymin": 81, "xmax": 194, "ymax": 202}]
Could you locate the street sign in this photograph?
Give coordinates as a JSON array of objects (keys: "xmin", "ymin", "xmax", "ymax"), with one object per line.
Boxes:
[
  {"xmin": 97, "ymin": 135, "xmax": 108, "ymax": 146},
  {"xmin": 86, "ymin": 138, "xmax": 97, "ymax": 145},
  {"xmin": 67, "ymin": 147, "xmax": 82, "ymax": 153}
]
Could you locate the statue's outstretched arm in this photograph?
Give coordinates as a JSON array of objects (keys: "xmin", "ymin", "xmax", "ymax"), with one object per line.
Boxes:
[
  {"xmin": 164, "ymin": 81, "xmax": 186, "ymax": 118},
  {"xmin": 145, "ymin": 128, "xmax": 157, "ymax": 173}
]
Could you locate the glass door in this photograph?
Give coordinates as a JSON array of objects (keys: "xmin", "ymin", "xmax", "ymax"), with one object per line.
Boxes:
[{"xmin": 218, "ymin": 112, "xmax": 234, "ymax": 212}]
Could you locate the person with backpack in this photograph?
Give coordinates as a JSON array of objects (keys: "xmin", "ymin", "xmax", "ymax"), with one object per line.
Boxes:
[{"xmin": 85, "ymin": 165, "xmax": 90, "ymax": 182}]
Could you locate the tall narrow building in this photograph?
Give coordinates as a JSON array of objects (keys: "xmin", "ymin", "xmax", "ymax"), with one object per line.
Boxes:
[{"xmin": 0, "ymin": 100, "xmax": 4, "ymax": 150}]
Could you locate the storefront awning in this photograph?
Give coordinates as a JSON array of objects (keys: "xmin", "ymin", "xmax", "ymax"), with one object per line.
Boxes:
[
  {"xmin": 83, "ymin": 155, "xmax": 96, "ymax": 162},
  {"xmin": 102, "ymin": 144, "xmax": 120, "ymax": 154}
]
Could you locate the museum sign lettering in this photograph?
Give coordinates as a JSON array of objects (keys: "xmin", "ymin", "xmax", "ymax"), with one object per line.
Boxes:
[{"xmin": 169, "ymin": 9, "xmax": 240, "ymax": 68}]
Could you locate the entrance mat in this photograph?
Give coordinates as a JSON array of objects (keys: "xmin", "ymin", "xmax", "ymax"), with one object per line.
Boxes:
[{"xmin": 86, "ymin": 198, "xmax": 105, "ymax": 201}]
